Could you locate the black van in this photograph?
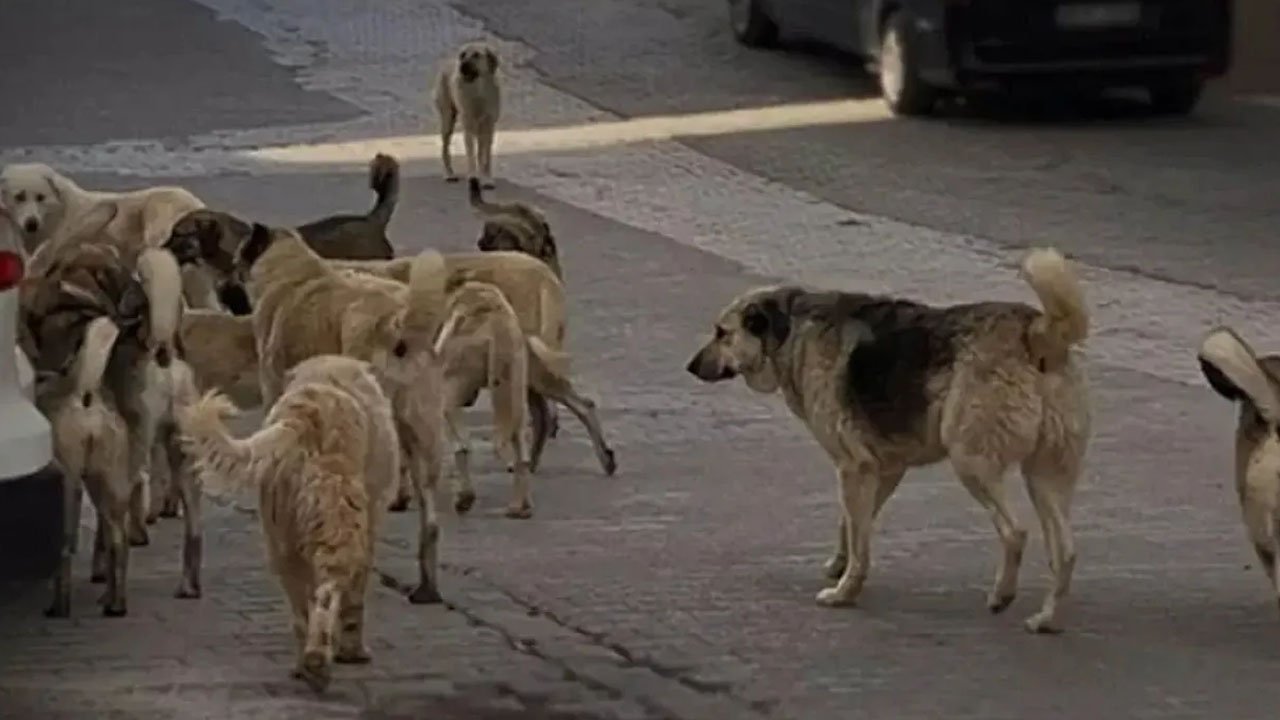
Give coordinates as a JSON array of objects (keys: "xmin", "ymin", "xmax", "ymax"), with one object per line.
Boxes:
[{"xmin": 728, "ymin": 0, "xmax": 1233, "ymax": 116}]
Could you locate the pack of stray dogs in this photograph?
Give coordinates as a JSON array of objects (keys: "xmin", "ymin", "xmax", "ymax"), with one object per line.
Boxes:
[{"xmin": 3, "ymin": 40, "xmax": 1279, "ymax": 694}]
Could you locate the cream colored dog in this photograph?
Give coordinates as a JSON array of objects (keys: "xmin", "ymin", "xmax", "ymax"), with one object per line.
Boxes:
[
  {"xmin": 434, "ymin": 41, "xmax": 502, "ymax": 187},
  {"xmin": 0, "ymin": 163, "xmax": 218, "ymax": 309},
  {"xmin": 1198, "ymin": 327, "xmax": 1280, "ymax": 614},
  {"xmin": 179, "ymin": 354, "xmax": 396, "ymax": 693}
]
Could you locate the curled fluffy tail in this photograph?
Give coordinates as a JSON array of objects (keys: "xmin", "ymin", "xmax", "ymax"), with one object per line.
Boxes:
[
  {"xmin": 367, "ymin": 153, "xmax": 400, "ymax": 229},
  {"xmin": 136, "ymin": 247, "xmax": 184, "ymax": 368},
  {"xmin": 177, "ymin": 390, "xmax": 266, "ymax": 496},
  {"xmin": 74, "ymin": 316, "xmax": 120, "ymax": 406},
  {"xmin": 1021, "ymin": 248, "xmax": 1089, "ymax": 371},
  {"xmin": 1198, "ymin": 327, "xmax": 1280, "ymax": 425},
  {"xmin": 402, "ymin": 250, "xmax": 449, "ymax": 343}
]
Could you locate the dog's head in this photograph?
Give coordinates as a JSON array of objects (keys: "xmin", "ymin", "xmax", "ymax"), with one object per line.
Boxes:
[
  {"xmin": 0, "ymin": 163, "xmax": 73, "ymax": 247},
  {"xmin": 686, "ymin": 286, "xmax": 803, "ymax": 394},
  {"xmin": 163, "ymin": 209, "xmax": 251, "ymax": 278},
  {"xmin": 468, "ymin": 179, "xmax": 558, "ymax": 270},
  {"xmin": 457, "ymin": 42, "xmax": 498, "ymax": 82}
]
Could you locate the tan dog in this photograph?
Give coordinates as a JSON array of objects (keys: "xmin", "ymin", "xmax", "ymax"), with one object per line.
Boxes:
[
  {"xmin": 1198, "ymin": 327, "xmax": 1280, "ymax": 614},
  {"xmin": 179, "ymin": 308, "xmax": 260, "ymax": 403},
  {"xmin": 433, "ymin": 279, "xmax": 571, "ymax": 518},
  {"xmin": 434, "ymin": 41, "xmax": 501, "ymax": 187},
  {"xmin": 469, "ymin": 178, "xmax": 561, "ymax": 280},
  {"xmin": 178, "ymin": 355, "xmax": 397, "ymax": 693},
  {"xmin": 207, "ymin": 222, "xmax": 450, "ymax": 604},
  {"xmin": 686, "ymin": 248, "xmax": 1091, "ymax": 634},
  {"xmin": 1, "ymin": 163, "xmax": 217, "ymax": 310},
  {"xmin": 37, "ymin": 317, "xmax": 131, "ymax": 618}
]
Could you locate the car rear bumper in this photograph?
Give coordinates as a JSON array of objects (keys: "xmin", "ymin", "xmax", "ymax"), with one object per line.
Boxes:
[{"xmin": 0, "ymin": 463, "xmax": 64, "ymax": 583}]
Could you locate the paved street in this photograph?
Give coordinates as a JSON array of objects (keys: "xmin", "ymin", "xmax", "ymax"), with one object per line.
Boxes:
[{"xmin": 3, "ymin": 1, "xmax": 1280, "ymax": 718}]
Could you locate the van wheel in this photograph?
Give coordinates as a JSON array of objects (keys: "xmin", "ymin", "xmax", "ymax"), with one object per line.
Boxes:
[
  {"xmin": 879, "ymin": 10, "xmax": 938, "ymax": 116},
  {"xmin": 729, "ymin": 0, "xmax": 778, "ymax": 47},
  {"xmin": 1148, "ymin": 76, "xmax": 1204, "ymax": 116}
]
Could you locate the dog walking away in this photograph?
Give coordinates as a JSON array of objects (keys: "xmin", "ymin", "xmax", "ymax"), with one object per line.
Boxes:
[
  {"xmin": 179, "ymin": 365, "xmax": 384, "ymax": 693},
  {"xmin": 37, "ymin": 317, "xmax": 132, "ymax": 618},
  {"xmin": 469, "ymin": 178, "xmax": 561, "ymax": 279},
  {"xmin": 434, "ymin": 42, "xmax": 501, "ymax": 187},
  {"xmin": 1198, "ymin": 327, "xmax": 1280, "ymax": 613},
  {"xmin": 686, "ymin": 248, "xmax": 1091, "ymax": 634},
  {"xmin": 293, "ymin": 153, "xmax": 400, "ymax": 260}
]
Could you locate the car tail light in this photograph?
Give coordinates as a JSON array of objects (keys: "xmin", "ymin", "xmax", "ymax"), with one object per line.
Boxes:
[{"xmin": 0, "ymin": 250, "xmax": 24, "ymax": 292}]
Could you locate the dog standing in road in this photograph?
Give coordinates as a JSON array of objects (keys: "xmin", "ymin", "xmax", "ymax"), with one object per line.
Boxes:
[
  {"xmin": 686, "ymin": 248, "xmax": 1091, "ymax": 634},
  {"xmin": 179, "ymin": 355, "xmax": 397, "ymax": 693},
  {"xmin": 1197, "ymin": 327, "xmax": 1280, "ymax": 614},
  {"xmin": 434, "ymin": 42, "xmax": 501, "ymax": 188},
  {"xmin": 469, "ymin": 178, "xmax": 560, "ymax": 280}
]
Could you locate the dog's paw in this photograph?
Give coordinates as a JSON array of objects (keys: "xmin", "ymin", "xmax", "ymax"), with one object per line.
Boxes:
[
  {"xmin": 335, "ymin": 646, "xmax": 372, "ymax": 664},
  {"xmin": 601, "ymin": 449, "xmax": 618, "ymax": 476},
  {"xmin": 387, "ymin": 495, "xmax": 411, "ymax": 513},
  {"xmin": 409, "ymin": 583, "xmax": 444, "ymax": 605},
  {"xmin": 90, "ymin": 571, "xmax": 107, "ymax": 584},
  {"xmin": 987, "ymin": 591, "xmax": 1016, "ymax": 614},
  {"xmin": 822, "ymin": 556, "xmax": 847, "ymax": 580},
  {"xmin": 815, "ymin": 586, "xmax": 855, "ymax": 608},
  {"xmin": 444, "ymin": 175, "xmax": 461, "ymax": 183},
  {"xmin": 128, "ymin": 528, "xmax": 150, "ymax": 547},
  {"xmin": 174, "ymin": 582, "xmax": 201, "ymax": 600},
  {"xmin": 144, "ymin": 512, "xmax": 160, "ymax": 525},
  {"xmin": 158, "ymin": 501, "xmax": 181, "ymax": 519},
  {"xmin": 102, "ymin": 602, "xmax": 128, "ymax": 618},
  {"xmin": 1022, "ymin": 611, "xmax": 1064, "ymax": 635},
  {"xmin": 453, "ymin": 489, "xmax": 477, "ymax": 514},
  {"xmin": 298, "ymin": 652, "xmax": 331, "ymax": 693},
  {"xmin": 44, "ymin": 600, "xmax": 70, "ymax": 618},
  {"xmin": 504, "ymin": 501, "xmax": 533, "ymax": 520},
  {"xmin": 481, "ymin": 179, "xmax": 497, "ymax": 190}
]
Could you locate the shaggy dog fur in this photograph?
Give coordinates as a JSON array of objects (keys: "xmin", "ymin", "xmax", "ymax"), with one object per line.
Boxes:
[
  {"xmin": 433, "ymin": 279, "xmax": 571, "ymax": 518},
  {"xmin": 171, "ymin": 220, "xmax": 451, "ymax": 604},
  {"xmin": 1198, "ymin": 327, "xmax": 1280, "ymax": 614},
  {"xmin": 23, "ymin": 243, "xmax": 202, "ymax": 613},
  {"xmin": 434, "ymin": 41, "xmax": 502, "ymax": 187},
  {"xmin": 1, "ymin": 162, "xmax": 216, "ymax": 310},
  {"xmin": 36, "ymin": 317, "xmax": 131, "ymax": 618},
  {"xmin": 686, "ymin": 248, "xmax": 1091, "ymax": 634},
  {"xmin": 178, "ymin": 355, "xmax": 397, "ymax": 693},
  {"xmin": 469, "ymin": 178, "xmax": 561, "ymax": 280}
]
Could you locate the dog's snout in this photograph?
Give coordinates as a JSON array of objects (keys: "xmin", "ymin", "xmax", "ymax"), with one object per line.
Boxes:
[
  {"xmin": 477, "ymin": 236, "xmax": 495, "ymax": 251},
  {"xmin": 22, "ymin": 217, "xmax": 39, "ymax": 233},
  {"xmin": 685, "ymin": 354, "xmax": 702, "ymax": 377},
  {"xmin": 154, "ymin": 345, "xmax": 172, "ymax": 369}
]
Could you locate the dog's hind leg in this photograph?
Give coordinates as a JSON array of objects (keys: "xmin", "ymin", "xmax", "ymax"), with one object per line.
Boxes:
[
  {"xmin": 951, "ymin": 455, "xmax": 1027, "ymax": 615},
  {"xmin": 404, "ymin": 434, "xmax": 445, "ymax": 605},
  {"xmin": 45, "ymin": 472, "xmax": 84, "ymax": 618},
  {"xmin": 527, "ymin": 390, "xmax": 553, "ymax": 472},
  {"xmin": 504, "ymin": 422, "xmax": 533, "ymax": 520},
  {"xmin": 444, "ymin": 407, "xmax": 476, "ymax": 513},
  {"xmin": 335, "ymin": 567, "xmax": 372, "ymax": 665},
  {"xmin": 299, "ymin": 579, "xmax": 340, "ymax": 693},
  {"xmin": 535, "ymin": 376, "xmax": 617, "ymax": 476},
  {"xmin": 172, "ymin": 437, "xmax": 203, "ymax": 599},
  {"xmin": 90, "ymin": 514, "xmax": 108, "ymax": 583},
  {"xmin": 1241, "ymin": 497, "xmax": 1280, "ymax": 613},
  {"xmin": 101, "ymin": 513, "xmax": 130, "ymax": 617},
  {"xmin": 1019, "ymin": 447, "xmax": 1082, "ymax": 634},
  {"xmin": 126, "ymin": 424, "xmax": 156, "ymax": 546}
]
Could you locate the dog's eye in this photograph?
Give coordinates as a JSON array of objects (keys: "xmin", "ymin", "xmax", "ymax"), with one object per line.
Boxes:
[
  {"xmin": 393, "ymin": 341, "xmax": 408, "ymax": 358},
  {"xmin": 14, "ymin": 192, "xmax": 25, "ymax": 202},
  {"xmin": 35, "ymin": 193, "xmax": 45, "ymax": 203},
  {"xmin": 714, "ymin": 326, "xmax": 727, "ymax": 340}
]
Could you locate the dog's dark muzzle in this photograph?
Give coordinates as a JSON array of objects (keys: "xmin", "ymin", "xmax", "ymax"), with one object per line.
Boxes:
[
  {"xmin": 459, "ymin": 64, "xmax": 478, "ymax": 81},
  {"xmin": 685, "ymin": 349, "xmax": 736, "ymax": 382},
  {"xmin": 164, "ymin": 234, "xmax": 200, "ymax": 265}
]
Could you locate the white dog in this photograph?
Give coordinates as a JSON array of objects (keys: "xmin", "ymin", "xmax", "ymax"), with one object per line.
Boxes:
[
  {"xmin": 0, "ymin": 163, "xmax": 218, "ymax": 309},
  {"xmin": 434, "ymin": 41, "xmax": 502, "ymax": 188}
]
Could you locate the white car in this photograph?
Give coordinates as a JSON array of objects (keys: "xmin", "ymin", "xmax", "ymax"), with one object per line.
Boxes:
[{"xmin": 0, "ymin": 219, "xmax": 62, "ymax": 582}]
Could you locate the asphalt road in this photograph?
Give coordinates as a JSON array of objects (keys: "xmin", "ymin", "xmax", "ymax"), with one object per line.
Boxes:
[{"xmin": 2, "ymin": 1, "xmax": 1280, "ymax": 719}]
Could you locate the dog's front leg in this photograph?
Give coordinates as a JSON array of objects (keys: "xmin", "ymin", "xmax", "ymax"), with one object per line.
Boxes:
[
  {"xmin": 816, "ymin": 465, "xmax": 879, "ymax": 607},
  {"xmin": 463, "ymin": 129, "xmax": 479, "ymax": 181},
  {"xmin": 477, "ymin": 123, "xmax": 497, "ymax": 189}
]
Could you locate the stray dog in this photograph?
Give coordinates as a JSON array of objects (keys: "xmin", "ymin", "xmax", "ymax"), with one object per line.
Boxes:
[
  {"xmin": 469, "ymin": 179, "xmax": 561, "ymax": 279},
  {"xmin": 1198, "ymin": 327, "xmax": 1280, "ymax": 613},
  {"xmin": 180, "ymin": 308, "xmax": 261, "ymax": 404},
  {"xmin": 686, "ymin": 248, "xmax": 1091, "ymax": 634},
  {"xmin": 291, "ymin": 153, "xmax": 401, "ymax": 260},
  {"xmin": 1, "ymin": 163, "xmax": 216, "ymax": 310},
  {"xmin": 179, "ymin": 355, "xmax": 396, "ymax": 693},
  {"xmin": 169, "ymin": 219, "xmax": 451, "ymax": 604},
  {"xmin": 434, "ymin": 279, "xmax": 571, "ymax": 518},
  {"xmin": 37, "ymin": 317, "xmax": 131, "ymax": 618},
  {"xmin": 24, "ymin": 244, "xmax": 202, "ymax": 612},
  {"xmin": 162, "ymin": 210, "xmax": 617, "ymax": 477},
  {"xmin": 434, "ymin": 41, "xmax": 501, "ymax": 187}
]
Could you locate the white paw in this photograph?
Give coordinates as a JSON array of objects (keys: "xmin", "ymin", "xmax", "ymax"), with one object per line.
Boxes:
[
  {"xmin": 1023, "ymin": 611, "xmax": 1063, "ymax": 635},
  {"xmin": 815, "ymin": 586, "xmax": 853, "ymax": 607}
]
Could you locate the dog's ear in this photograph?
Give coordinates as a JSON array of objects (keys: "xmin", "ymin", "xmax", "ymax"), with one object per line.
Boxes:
[
  {"xmin": 485, "ymin": 48, "xmax": 499, "ymax": 71},
  {"xmin": 40, "ymin": 169, "xmax": 67, "ymax": 205},
  {"xmin": 237, "ymin": 222, "xmax": 274, "ymax": 268},
  {"xmin": 217, "ymin": 282, "xmax": 253, "ymax": 316},
  {"xmin": 742, "ymin": 293, "xmax": 793, "ymax": 348}
]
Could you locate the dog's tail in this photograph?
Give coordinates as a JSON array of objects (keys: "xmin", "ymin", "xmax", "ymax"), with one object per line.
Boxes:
[
  {"xmin": 73, "ymin": 316, "xmax": 120, "ymax": 407},
  {"xmin": 1198, "ymin": 327, "xmax": 1280, "ymax": 425},
  {"xmin": 527, "ymin": 336, "xmax": 570, "ymax": 380},
  {"xmin": 366, "ymin": 153, "xmax": 400, "ymax": 230},
  {"xmin": 402, "ymin": 250, "xmax": 449, "ymax": 344},
  {"xmin": 178, "ymin": 390, "xmax": 294, "ymax": 496},
  {"xmin": 136, "ymin": 247, "xmax": 184, "ymax": 369},
  {"xmin": 1021, "ymin": 248, "xmax": 1089, "ymax": 371}
]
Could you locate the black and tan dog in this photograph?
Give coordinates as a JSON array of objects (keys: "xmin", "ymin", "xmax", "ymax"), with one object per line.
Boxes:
[
  {"xmin": 1197, "ymin": 327, "xmax": 1280, "ymax": 615},
  {"xmin": 469, "ymin": 178, "xmax": 560, "ymax": 279},
  {"xmin": 167, "ymin": 153, "xmax": 401, "ymax": 314},
  {"xmin": 687, "ymin": 248, "xmax": 1091, "ymax": 634}
]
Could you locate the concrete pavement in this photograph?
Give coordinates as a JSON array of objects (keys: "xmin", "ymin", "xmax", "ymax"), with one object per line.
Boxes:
[{"xmin": 3, "ymin": 0, "xmax": 1280, "ymax": 718}]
